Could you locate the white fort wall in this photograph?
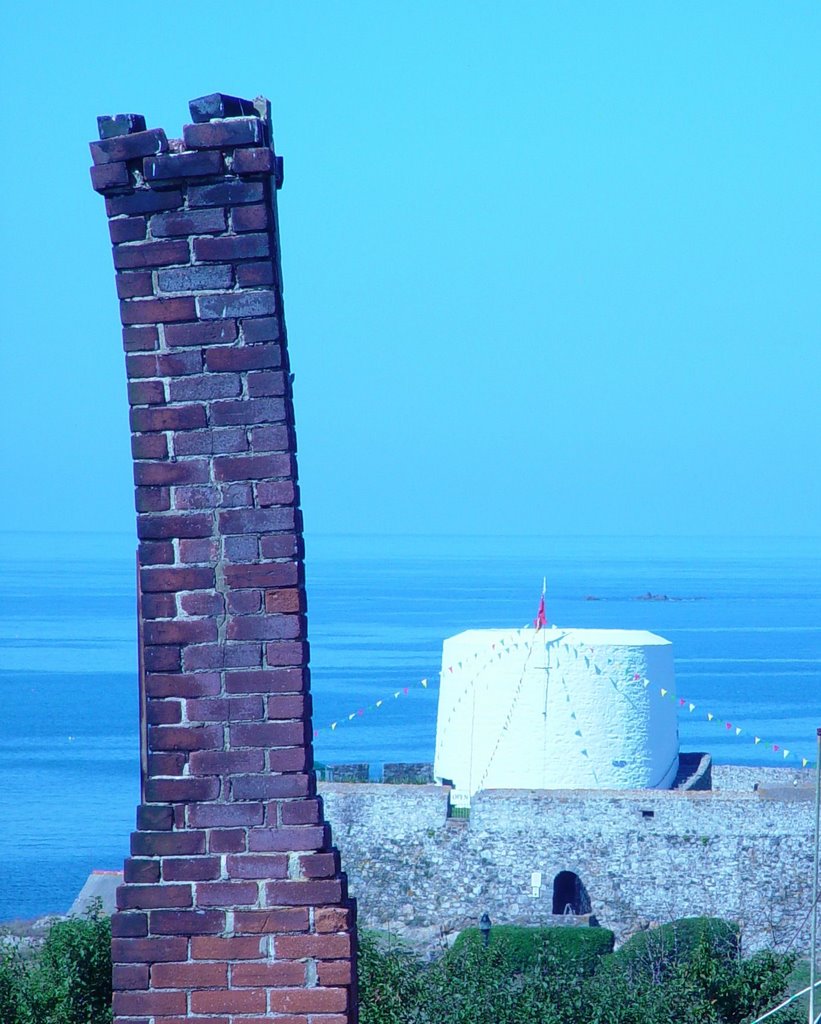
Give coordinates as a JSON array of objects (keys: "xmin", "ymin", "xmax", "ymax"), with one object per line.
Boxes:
[{"xmin": 434, "ymin": 627, "xmax": 679, "ymax": 794}]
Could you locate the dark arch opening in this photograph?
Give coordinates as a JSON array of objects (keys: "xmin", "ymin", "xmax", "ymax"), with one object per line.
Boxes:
[{"xmin": 552, "ymin": 871, "xmax": 591, "ymax": 915}]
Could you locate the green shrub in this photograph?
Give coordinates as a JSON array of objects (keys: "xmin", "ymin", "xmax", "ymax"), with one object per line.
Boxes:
[
  {"xmin": 0, "ymin": 904, "xmax": 112, "ymax": 1024},
  {"xmin": 450, "ymin": 924, "xmax": 614, "ymax": 975},
  {"xmin": 611, "ymin": 916, "xmax": 739, "ymax": 984}
]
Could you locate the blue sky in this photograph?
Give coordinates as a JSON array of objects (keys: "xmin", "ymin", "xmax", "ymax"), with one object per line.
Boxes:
[{"xmin": 1, "ymin": 3, "xmax": 818, "ymax": 538}]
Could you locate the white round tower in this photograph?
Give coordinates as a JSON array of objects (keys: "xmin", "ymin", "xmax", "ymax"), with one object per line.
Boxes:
[{"xmin": 433, "ymin": 627, "xmax": 679, "ymax": 795}]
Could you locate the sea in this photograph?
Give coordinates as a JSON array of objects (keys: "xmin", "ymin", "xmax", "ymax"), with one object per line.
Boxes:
[{"xmin": 1, "ymin": 530, "xmax": 820, "ymax": 922}]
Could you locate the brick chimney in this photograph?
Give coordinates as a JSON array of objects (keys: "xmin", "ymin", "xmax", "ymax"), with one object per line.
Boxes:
[{"xmin": 90, "ymin": 93, "xmax": 357, "ymax": 1023}]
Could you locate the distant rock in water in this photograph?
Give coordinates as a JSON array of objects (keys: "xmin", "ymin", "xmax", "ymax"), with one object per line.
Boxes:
[
  {"xmin": 584, "ymin": 595, "xmax": 600, "ymax": 601},
  {"xmin": 636, "ymin": 592, "xmax": 675, "ymax": 601}
]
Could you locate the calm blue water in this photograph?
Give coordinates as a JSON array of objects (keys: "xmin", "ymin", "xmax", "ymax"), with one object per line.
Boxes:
[{"xmin": 1, "ymin": 531, "xmax": 820, "ymax": 921}]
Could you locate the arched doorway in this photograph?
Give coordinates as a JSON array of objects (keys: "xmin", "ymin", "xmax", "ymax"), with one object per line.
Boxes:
[{"xmin": 552, "ymin": 871, "xmax": 591, "ymax": 915}]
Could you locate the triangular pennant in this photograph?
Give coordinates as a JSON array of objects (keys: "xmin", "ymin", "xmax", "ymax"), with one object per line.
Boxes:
[
  {"xmin": 421, "ymin": 679, "xmax": 428, "ymax": 688},
  {"xmin": 375, "ymin": 700, "xmax": 383, "ymax": 708},
  {"xmin": 330, "ymin": 722, "xmax": 337, "ymax": 730},
  {"xmin": 725, "ymin": 722, "xmax": 732, "ymax": 730},
  {"xmin": 660, "ymin": 688, "xmax": 668, "ymax": 697},
  {"xmin": 394, "ymin": 691, "xmax": 400, "ymax": 698},
  {"xmin": 773, "ymin": 744, "xmax": 780, "ymax": 752},
  {"xmin": 574, "ymin": 729, "xmax": 582, "ymax": 737},
  {"xmin": 754, "ymin": 736, "xmax": 761, "ymax": 744},
  {"xmin": 707, "ymin": 713, "xmax": 714, "ymax": 721},
  {"xmin": 403, "ymin": 687, "xmax": 408, "ymax": 695},
  {"xmin": 735, "ymin": 727, "xmax": 742, "ymax": 736},
  {"xmin": 313, "ymin": 729, "xmax": 318, "ymax": 738},
  {"xmin": 348, "ymin": 713, "xmax": 356, "ymax": 720},
  {"xmin": 633, "ymin": 673, "xmax": 641, "ymax": 681},
  {"xmin": 783, "ymin": 749, "xmax": 790, "ymax": 758},
  {"xmin": 580, "ymin": 749, "xmax": 588, "ymax": 756},
  {"xmin": 689, "ymin": 704, "xmax": 695, "ymax": 712},
  {"xmin": 679, "ymin": 698, "xmax": 686, "ymax": 706},
  {"xmin": 803, "ymin": 759, "xmax": 809, "ymax": 767}
]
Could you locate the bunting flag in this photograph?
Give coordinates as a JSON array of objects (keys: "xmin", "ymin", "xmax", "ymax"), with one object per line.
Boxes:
[{"xmin": 314, "ymin": 623, "xmax": 814, "ymax": 770}]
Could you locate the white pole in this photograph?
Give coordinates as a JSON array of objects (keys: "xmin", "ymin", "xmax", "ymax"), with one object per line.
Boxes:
[{"xmin": 809, "ymin": 728, "xmax": 821, "ymax": 1024}]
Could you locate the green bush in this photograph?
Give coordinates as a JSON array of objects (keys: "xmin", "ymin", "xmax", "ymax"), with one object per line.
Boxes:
[
  {"xmin": 451, "ymin": 924, "xmax": 614, "ymax": 976},
  {"xmin": 611, "ymin": 916, "xmax": 739, "ymax": 984},
  {"xmin": 0, "ymin": 904, "xmax": 112, "ymax": 1024}
]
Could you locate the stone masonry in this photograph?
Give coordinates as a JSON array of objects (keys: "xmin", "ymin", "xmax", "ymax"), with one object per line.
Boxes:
[{"xmin": 90, "ymin": 93, "xmax": 357, "ymax": 1024}]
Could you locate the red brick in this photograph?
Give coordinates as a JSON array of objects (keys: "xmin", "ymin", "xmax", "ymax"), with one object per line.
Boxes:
[
  {"xmin": 197, "ymin": 290, "xmax": 277, "ymax": 320},
  {"xmin": 130, "ymin": 831, "xmax": 206, "ymax": 857},
  {"xmin": 106, "ymin": 188, "xmax": 182, "ymax": 217},
  {"xmin": 114, "ymin": 240, "xmax": 189, "ymax": 270},
  {"xmin": 207, "ymin": 829, "xmax": 247, "ymax": 854},
  {"xmin": 156, "ymin": 349, "xmax": 204, "ymax": 375},
  {"xmin": 130, "ymin": 405, "xmax": 206, "ymax": 432},
  {"xmin": 151, "ymin": 207, "xmax": 226, "ymax": 237},
  {"xmin": 91, "ymin": 160, "xmax": 130, "ymax": 190},
  {"xmin": 224, "ymin": 564, "xmax": 298, "ymax": 592},
  {"xmin": 280, "ymin": 799, "xmax": 323, "ymax": 826},
  {"xmin": 162, "ymin": 857, "xmax": 221, "ymax": 882},
  {"xmin": 276, "ymin": 933, "xmax": 351, "ymax": 959},
  {"xmin": 122, "ymin": 324, "xmax": 159, "ymax": 351},
  {"xmin": 188, "ymin": 803, "xmax": 264, "ymax": 828},
  {"xmin": 123, "ymin": 858, "xmax": 160, "ymax": 884},
  {"xmin": 145, "ymin": 698, "xmax": 181, "ymax": 724},
  {"xmin": 112, "ymin": 989, "xmax": 185, "ymax": 1016},
  {"xmin": 247, "ymin": 370, "xmax": 287, "ymax": 398},
  {"xmin": 223, "ymin": 668, "xmax": 304, "ymax": 694},
  {"xmin": 140, "ymin": 566, "xmax": 215, "ymax": 591},
  {"xmin": 135, "ymin": 460, "xmax": 210, "ymax": 486},
  {"xmin": 315, "ymin": 906, "xmax": 354, "ymax": 932},
  {"xmin": 120, "ymin": 295, "xmax": 195, "ymax": 324},
  {"xmin": 232, "ymin": 774, "xmax": 310, "ymax": 799},
  {"xmin": 267, "ymin": 747, "xmax": 309, "ymax": 772},
  {"xmin": 187, "ymin": 695, "xmax": 262, "ymax": 722},
  {"xmin": 147, "ymin": 751, "xmax": 185, "ymax": 775},
  {"xmin": 266, "ymin": 879, "xmax": 344, "ymax": 906},
  {"xmin": 150, "ymin": 909, "xmax": 225, "ymax": 934},
  {"xmin": 116, "ymin": 270, "xmax": 153, "ymax": 298},
  {"xmin": 268, "ymin": 988, "xmax": 348, "ymax": 1014},
  {"xmin": 249, "ymin": 826, "xmax": 328, "ymax": 854},
  {"xmin": 190, "ymin": 935, "xmax": 263, "ymax": 960},
  {"xmin": 213, "ymin": 454, "xmax": 287, "ymax": 482},
  {"xmin": 265, "ymin": 641, "xmax": 309, "ymax": 667},
  {"xmin": 299, "ymin": 852, "xmax": 340, "ymax": 879},
  {"xmin": 144, "ymin": 619, "xmax": 217, "ymax": 644},
  {"xmin": 220, "ymin": 507, "xmax": 294, "ymax": 536},
  {"xmin": 188, "ymin": 181, "xmax": 263, "ymax": 207},
  {"xmin": 116, "ymin": 884, "xmax": 192, "ymax": 911},
  {"xmin": 233, "ymin": 148, "xmax": 275, "ymax": 175},
  {"xmin": 135, "ymin": 487, "xmax": 171, "ymax": 512},
  {"xmin": 260, "ymin": 534, "xmax": 302, "ymax": 559},
  {"xmin": 231, "ymin": 203, "xmax": 269, "ymax": 231},
  {"xmin": 210, "ymin": 397, "xmax": 286, "ymax": 427},
  {"xmin": 169, "ymin": 373, "xmax": 241, "ymax": 401},
  {"xmin": 128, "ymin": 380, "xmax": 165, "ymax": 406},
  {"xmin": 317, "ymin": 960, "xmax": 353, "ymax": 985},
  {"xmin": 151, "ymin": 961, "xmax": 227, "ymax": 988},
  {"xmin": 242, "ymin": 316, "xmax": 281, "ymax": 343},
  {"xmin": 173, "ymin": 485, "xmax": 220, "ymax": 511},
  {"xmin": 230, "ymin": 721, "xmax": 307, "ymax": 748},
  {"xmin": 140, "ymin": 592, "xmax": 176, "ymax": 619},
  {"xmin": 144, "ymin": 150, "xmax": 222, "ymax": 180},
  {"xmin": 195, "ymin": 881, "xmax": 259, "ymax": 907},
  {"xmin": 111, "ymin": 933, "xmax": 186, "ymax": 964},
  {"xmin": 183, "ymin": 117, "xmax": 263, "ymax": 149},
  {"xmin": 138, "ymin": 539, "xmax": 174, "ymax": 566},
  {"xmin": 231, "ymin": 961, "xmax": 305, "ymax": 987},
  {"xmin": 112, "ymin": 963, "xmax": 149, "ymax": 989},
  {"xmin": 164, "ymin": 319, "xmax": 238, "ymax": 347},
  {"xmin": 191, "ymin": 988, "xmax": 266, "ymax": 1014},
  {"xmin": 227, "ymin": 615, "xmax": 302, "ymax": 641},
  {"xmin": 237, "ymin": 261, "xmax": 276, "ymax": 287},
  {"xmin": 143, "ymin": 645, "xmax": 181, "ymax": 672},
  {"xmin": 90, "ymin": 128, "xmax": 168, "ymax": 165},
  {"xmin": 194, "ymin": 233, "xmax": 270, "ymax": 262},
  {"xmin": 136, "ymin": 804, "xmax": 173, "ymax": 831},
  {"xmin": 131, "ymin": 433, "xmax": 168, "ymax": 459},
  {"xmin": 109, "ymin": 216, "xmax": 147, "ymax": 243},
  {"xmin": 227, "ymin": 590, "xmax": 262, "ymax": 614},
  {"xmin": 204, "ymin": 345, "xmax": 281, "ymax": 373},
  {"xmin": 174, "ymin": 426, "xmax": 247, "ymax": 455},
  {"xmin": 144, "ymin": 776, "xmax": 220, "ymax": 802},
  {"xmin": 137, "ymin": 513, "xmax": 212, "ymax": 539},
  {"xmin": 264, "ymin": 693, "xmax": 305, "ymax": 719},
  {"xmin": 225, "ymin": 854, "xmax": 288, "ymax": 879},
  {"xmin": 149, "ymin": 724, "xmax": 223, "ymax": 752},
  {"xmin": 144, "ymin": 672, "xmax": 221, "ymax": 699},
  {"xmin": 233, "ymin": 908, "xmax": 309, "ymax": 934},
  {"xmin": 189, "ymin": 749, "xmax": 264, "ymax": 775},
  {"xmin": 177, "ymin": 543, "xmax": 221, "ymax": 571},
  {"xmin": 263, "ymin": 589, "xmax": 302, "ymax": 615}
]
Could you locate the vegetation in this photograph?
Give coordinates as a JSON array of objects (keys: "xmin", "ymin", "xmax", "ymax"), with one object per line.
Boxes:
[
  {"xmin": 0, "ymin": 904, "xmax": 111, "ymax": 1024},
  {"xmin": 0, "ymin": 910, "xmax": 803, "ymax": 1024},
  {"xmin": 359, "ymin": 919, "xmax": 803, "ymax": 1024}
]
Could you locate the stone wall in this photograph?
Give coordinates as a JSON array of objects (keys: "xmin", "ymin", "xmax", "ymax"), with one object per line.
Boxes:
[{"xmin": 320, "ymin": 773, "xmax": 816, "ymax": 953}]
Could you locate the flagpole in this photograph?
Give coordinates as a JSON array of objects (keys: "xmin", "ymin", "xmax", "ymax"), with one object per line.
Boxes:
[{"xmin": 809, "ymin": 727, "xmax": 821, "ymax": 1024}]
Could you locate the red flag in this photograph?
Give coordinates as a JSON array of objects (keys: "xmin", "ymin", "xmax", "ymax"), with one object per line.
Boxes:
[{"xmin": 534, "ymin": 578, "xmax": 547, "ymax": 629}]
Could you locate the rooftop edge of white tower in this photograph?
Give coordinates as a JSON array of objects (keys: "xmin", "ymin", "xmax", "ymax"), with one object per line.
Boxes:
[{"xmin": 434, "ymin": 626, "xmax": 679, "ymax": 796}]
